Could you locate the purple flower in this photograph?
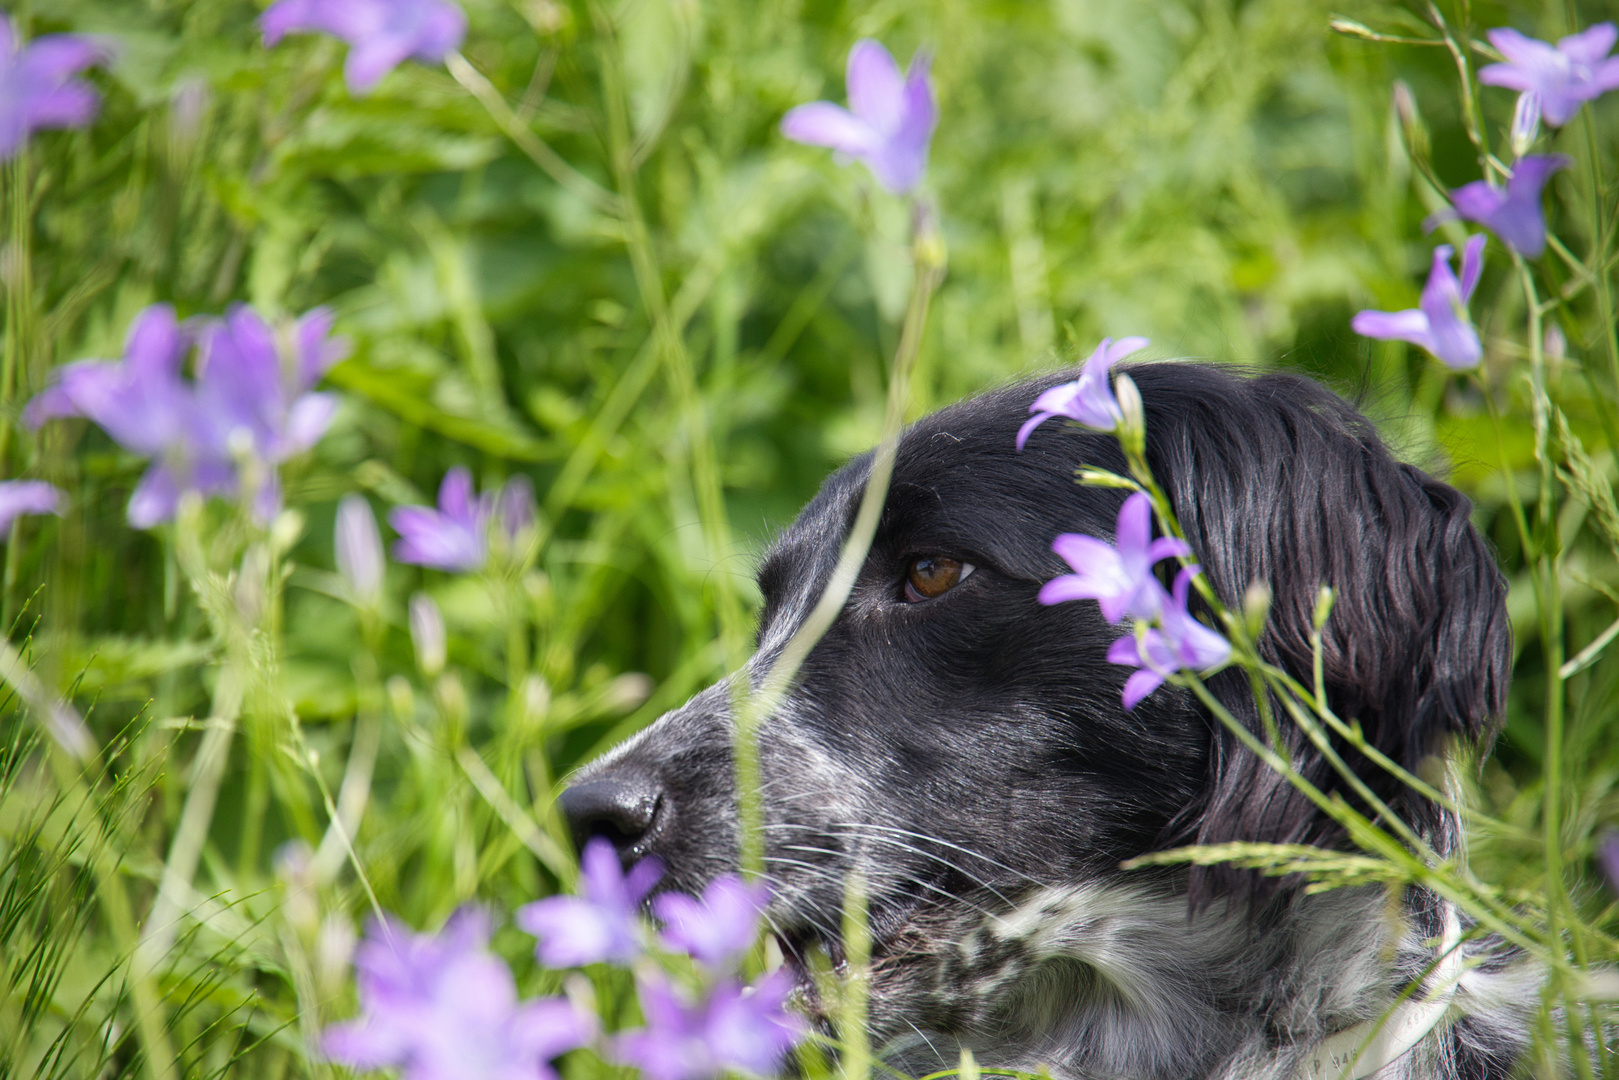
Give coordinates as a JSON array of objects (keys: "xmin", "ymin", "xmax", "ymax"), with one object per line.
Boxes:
[
  {"xmin": 336, "ymin": 494, "xmax": 385, "ymax": 605},
  {"xmin": 614, "ymin": 971, "xmax": 804, "ymax": 1080},
  {"xmin": 653, "ymin": 875, "xmax": 770, "ymax": 971},
  {"xmin": 780, "ymin": 39, "xmax": 937, "ymax": 195},
  {"xmin": 1599, "ymin": 830, "xmax": 1619, "ymax": 896},
  {"xmin": 0, "ymin": 15, "xmax": 107, "ymax": 160},
  {"xmin": 260, "ymin": 0, "xmax": 467, "ymax": 96},
  {"xmin": 494, "ymin": 475, "xmax": 535, "ymax": 552},
  {"xmin": 517, "ymin": 836, "xmax": 661, "ymax": 967},
  {"xmin": 26, "ymin": 303, "xmax": 345, "ymax": 527},
  {"xmin": 197, "ymin": 304, "xmax": 349, "ymax": 520},
  {"xmin": 1441, "ymin": 155, "xmax": 1569, "ymax": 259},
  {"xmin": 1015, "ymin": 336, "xmax": 1150, "ymax": 450},
  {"xmin": 1039, "ymin": 492, "xmax": 1189, "ymax": 623},
  {"xmin": 389, "ymin": 468, "xmax": 493, "ymax": 572},
  {"xmin": 0, "ymin": 480, "xmax": 63, "ymax": 535},
  {"xmin": 323, "ymin": 908, "xmax": 593, "ymax": 1080},
  {"xmin": 1479, "ymin": 23, "xmax": 1619, "ymax": 127},
  {"xmin": 1351, "ymin": 236, "xmax": 1487, "ymax": 371},
  {"xmin": 1105, "ymin": 567, "xmax": 1231, "ymax": 710},
  {"xmin": 24, "ymin": 304, "xmax": 234, "ymax": 528}
]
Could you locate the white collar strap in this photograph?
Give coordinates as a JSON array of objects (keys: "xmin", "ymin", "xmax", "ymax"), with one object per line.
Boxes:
[{"xmin": 1294, "ymin": 904, "xmax": 1463, "ymax": 1080}]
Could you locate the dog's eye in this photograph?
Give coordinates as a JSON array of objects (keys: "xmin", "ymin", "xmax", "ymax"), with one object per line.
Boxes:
[{"xmin": 904, "ymin": 556, "xmax": 975, "ymax": 602}]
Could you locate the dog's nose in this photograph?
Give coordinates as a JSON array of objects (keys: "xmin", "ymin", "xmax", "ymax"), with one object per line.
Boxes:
[{"xmin": 557, "ymin": 772, "xmax": 665, "ymax": 860}]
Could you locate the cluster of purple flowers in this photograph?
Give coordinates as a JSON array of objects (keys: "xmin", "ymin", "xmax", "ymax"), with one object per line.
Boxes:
[
  {"xmin": 1354, "ymin": 22, "xmax": 1618, "ymax": 369},
  {"xmin": 26, "ymin": 303, "xmax": 349, "ymax": 527},
  {"xmin": 325, "ymin": 840, "xmax": 803, "ymax": 1080},
  {"xmin": 260, "ymin": 0, "xmax": 466, "ymax": 96},
  {"xmin": 1017, "ymin": 341, "xmax": 1232, "ymax": 710}
]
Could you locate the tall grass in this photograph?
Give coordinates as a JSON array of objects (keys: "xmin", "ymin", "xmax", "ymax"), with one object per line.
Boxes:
[{"xmin": 1, "ymin": 0, "xmax": 1616, "ymax": 1076}]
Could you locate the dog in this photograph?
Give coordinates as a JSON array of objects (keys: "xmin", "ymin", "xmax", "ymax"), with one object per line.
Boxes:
[{"xmin": 559, "ymin": 362, "xmax": 1535, "ymax": 1079}]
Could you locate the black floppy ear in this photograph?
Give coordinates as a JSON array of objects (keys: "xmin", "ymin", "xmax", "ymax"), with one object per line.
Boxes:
[{"xmin": 1128, "ymin": 364, "xmax": 1511, "ymax": 905}]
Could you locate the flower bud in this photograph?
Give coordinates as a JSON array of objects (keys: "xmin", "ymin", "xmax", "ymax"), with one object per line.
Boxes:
[
  {"xmin": 1112, "ymin": 372, "xmax": 1146, "ymax": 455},
  {"xmin": 522, "ymin": 674, "xmax": 552, "ymax": 725},
  {"xmin": 1312, "ymin": 585, "xmax": 1337, "ymax": 631},
  {"xmin": 315, "ymin": 913, "xmax": 357, "ymax": 997},
  {"xmin": 602, "ymin": 672, "xmax": 654, "ymax": 715},
  {"xmin": 274, "ymin": 840, "xmax": 319, "ymax": 936},
  {"xmin": 1510, "ymin": 91, "xmax": 1541, "ymax": 159},
  {"xmin": 1242, "ymin": 579, "xmax": 1272, "ymax": 640},
  {"xmin": 1392, "ymin": 82, "xmax": 1430, "ymax": 165},
  {"xmin": 386, "ymin": 674, "xmax": 416, "ymax": 723},
  {"xmin": 335, "ymin": 494, "xmax": 385, "ymax": 606},
  {"xmin": 409, "ymin": 593, "xmax": 446, "ymax": 677}
]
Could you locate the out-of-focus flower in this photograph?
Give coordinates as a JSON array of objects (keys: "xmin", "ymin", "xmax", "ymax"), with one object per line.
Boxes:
[
  {"xmin": 390, "ymin": 468, "xmax": 492, "ymax": 572},
  {"xmin": 1106, "ymin": 567, "xmax": 1231, "ymax": 710},
  {"xmin": 26, "ymin": 303, "xmax": 345, "ymax": 527},
  {"xmin": 1351, "ymin": 236, "xmax": 1487, "ymax": 371},
  {"xmin": 1016, "ymin": 337, "xmax": 1150, "ymax": 449},
  {"xmin": 1599, "ymin": 830, "xmax": 1619, "ymax": 896},
  {"xmin": 517, "ymin": 837, "xmax": 660, "ymax": 967},
  {"xmin": 1479, "ymin": 23, "xmax": 1619, "ymax": 127},
  {"xmin": 408, "ymin": 593, "xmax": 446, "ymax": 677},
  {"xmin": 0, "ymin": 480, "xmax": 63, "ymax": 535},
  {"xmin": 0, "ymin": 15, "xmax": 107, "ymax": 160},
  {"xmin": 260, "ymin": 0, "xmax": 467, "ymax": 96},
  {"xmin": 1039, "ymin": 492, "xmax": 1189, "ymax": 623},
  {"xmin": 780, "ymin": 39, "xmax": 937, "ymax": 195},
  {"xmin": 323, "ymin": 908, "xmax": 593, "ymax": 1080},
  {"xmin": 336, "ymin": 494, "xmax": 385, "ymax": 606},
  {"xmin": 494, "ymin": 474, "xmax": 535, "ymax": 554},
  {"xmin": 653, "ymin": 875, "xmax": 769, "ymax": 972},
  {"xmin": 25, "ymin": 304, "xmax": 233, "ymax": 527},
  {"xmin": 1440, "ymin": 155, "xmax": 1569, "ymax": 259},
  {"xmin": 614, "ymin": 971, "xmax": 805, "ymax": 1080}
]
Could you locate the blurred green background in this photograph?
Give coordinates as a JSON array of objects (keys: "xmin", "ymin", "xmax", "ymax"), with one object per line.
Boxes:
[{"xmin": 5, "ymin": 0, "xmax": 1619, "ymax": 1076}]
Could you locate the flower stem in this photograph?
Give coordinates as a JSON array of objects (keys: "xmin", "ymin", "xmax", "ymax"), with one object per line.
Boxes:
[{"xmin": 734, "ymin": 215, "xmax": 945, "ymax": 878}]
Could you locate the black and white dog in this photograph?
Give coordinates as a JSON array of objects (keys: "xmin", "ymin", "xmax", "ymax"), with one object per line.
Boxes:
[{"xmin": 561, "ymin": 363, "xmax": 1535, "ymax": 1079}]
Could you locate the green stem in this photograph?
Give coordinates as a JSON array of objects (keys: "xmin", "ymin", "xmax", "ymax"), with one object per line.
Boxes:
[
  {"xmin": 735, "ymin": 222, "xmax": 946, "ymax": 878},
  {"xmin": 591, "ymin": 4, "xmax": 748, "ymax": 667}
]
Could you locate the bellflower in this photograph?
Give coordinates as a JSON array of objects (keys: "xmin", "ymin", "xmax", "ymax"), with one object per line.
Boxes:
[
  {"xmin": 517, "ymin": 837, "xmax": 661, "ymax": 967},
  {"xmin": 0, "ymin": 480, "xmax": 63, "ymax": 535},
  {"xmin": 1015, "ymin": 336, "xmax": 1150, "ymax": 450},
  {"xmin": 24, "ymin": 304, "xmax": 235, "ymax": 527},
  {"xmin": 494, "ymin": 474, "xmax": 535, "ymax": 556},
  {"xmin": 323, "ymin": 909, "xmax": 593, "ymax": 1080},
  {"xmin": 1599, "ymin": 830, "xmax": 1619, "ymax": 896},
  {"xmin": 336, "ymin": 494, "xmax": 385, "ymax": 606},
  {"xmin": 780, "ymin": 39, "xmax": 937, "ymax": 195},
  {"xmin": 614, "ymin": 971, "xmax": 804, "ymax": 1080},
  {"xmin": 408, "ymin": 593, "xmax": 446, "ymax": 676},
  {"xmin": 198, "ymin": 304, "xmax": 349, "ymax": 520},
  {"xmin": 1439, "ymin": 155, "xmax": 1569, "ymax": 259},
  {"xmin": 0, "ymin": 15, "xmax": 107, "ymax": 160},
  {"xmin": 1479, "ymin": 23, "xmax": 1619, "ymax": 127},
  {"xmin": 1039, "ymin": 492, "xmax": 1189, "ymax": 623},
  {"xmin": 390, "ymin": 468, "xmax": 492, "ymax": 572},
  {"xmin": 1351, "ymin": 236, "xmax": 1487, "ymax": 371},
  {"xmin": 653, "ymin": 875, "xmax": 770, "ymax": 972},
  {"xmin": 260, "ymin": 0, "xmax": 467, "ymax": 96},
  {"xmin": 1106, "ymin": 567, "xmax": 1231, "ymax": 710}
]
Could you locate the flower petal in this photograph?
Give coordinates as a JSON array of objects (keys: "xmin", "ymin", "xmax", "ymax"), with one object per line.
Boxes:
[
  {"xmin": 846, "ymin": 39, "xmax": 906, "ymax": 134},
  {"xmin": 780, "ymin": 102, "xmax": 878, "ymax": 156}
]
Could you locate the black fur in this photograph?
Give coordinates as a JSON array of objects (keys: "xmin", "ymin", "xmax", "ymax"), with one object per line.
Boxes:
[{"xmin": 565, "ymin": 362, "xmax": 1526, "ymax": 1079}]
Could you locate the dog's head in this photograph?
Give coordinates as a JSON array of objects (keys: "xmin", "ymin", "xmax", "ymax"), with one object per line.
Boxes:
[{"xmin": 560, "ymin": 362, "xmax": 1509, "ymax": 1062}]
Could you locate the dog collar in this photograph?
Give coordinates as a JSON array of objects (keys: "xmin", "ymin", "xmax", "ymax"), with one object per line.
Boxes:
[{"xmin": 1294, "ymin": 905, "xmax": 1462, "ymax": 1080}]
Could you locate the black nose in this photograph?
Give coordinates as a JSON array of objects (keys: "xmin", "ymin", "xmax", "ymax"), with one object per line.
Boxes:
[{"xmin": 557, "ymin": 771, "xmax": 666, "ymax": 860}]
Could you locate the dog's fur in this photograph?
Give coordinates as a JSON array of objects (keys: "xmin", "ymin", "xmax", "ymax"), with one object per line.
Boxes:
[{"xmin": 565, "ymin": 363, "xmax": 1534, "ymax": 1079}]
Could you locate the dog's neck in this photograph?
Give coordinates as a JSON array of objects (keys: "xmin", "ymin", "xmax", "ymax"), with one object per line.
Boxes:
[{"xmin": 879, "ymin": 883, "xmax": 1515, "ymax": 1080}]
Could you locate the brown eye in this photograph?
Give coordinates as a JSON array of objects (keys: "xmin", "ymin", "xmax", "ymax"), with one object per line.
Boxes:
[{"xmin": 904, "ymin": 556, "xmax": 976, "ymax": 602}]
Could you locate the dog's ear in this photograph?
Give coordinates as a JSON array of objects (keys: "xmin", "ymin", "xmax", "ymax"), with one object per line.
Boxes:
[{"xmin": 1129, "ymin": 364, "xmax": 1511, "ymax": 906}]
